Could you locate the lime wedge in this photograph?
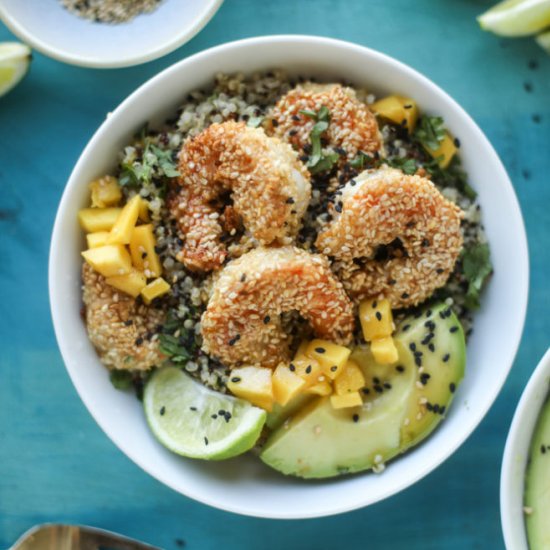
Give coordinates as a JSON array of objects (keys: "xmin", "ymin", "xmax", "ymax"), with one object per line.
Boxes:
[
  {"xmin": 478, "ymin": 0, "xmax": 550, "ymax": 36},
  {"xmin": 536, "ymin": 29, "xmax": 550, "ymax": 51},
  {"xmin": 0, "ymin": 42, "xmax": 31, "ymax": 98},
  {"xmin": 144, "ymin": 367, "xmax": 266, "ymax": 460}
]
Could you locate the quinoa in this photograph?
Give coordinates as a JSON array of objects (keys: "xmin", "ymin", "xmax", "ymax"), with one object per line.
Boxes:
[
  {"xmin": 60, "ymin": 0, "xmax": 163, "ymax": 24},
  {"xmin": 90, "ymin": 70, "xmax": 490, "ymax": 393}
]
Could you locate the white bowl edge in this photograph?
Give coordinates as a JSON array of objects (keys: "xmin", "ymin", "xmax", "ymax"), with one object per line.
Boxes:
[
  {"xmin": 49, "ymin": 35, "xmax": 529, "ymax": 518},
  {"xmin": 501, "ymin": 348, "xmax": 550, "ymax": 549}
]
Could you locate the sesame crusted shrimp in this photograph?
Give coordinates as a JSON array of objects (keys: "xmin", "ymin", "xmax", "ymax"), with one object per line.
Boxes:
[
  {"xmin": 269, "ymin": 83, "xmax": 382, "ymax": 161},
  {"xmin": 169, "ymin": 121, "xmax": 311, "ymax": 272},
  {"xmin": 82, "ymin": 263, "xmax": 165, "ymax": 371},
  {"xmin": 316, "ymin": 166, "xmax": 464, "ymax": 308},
  {"xmin": 201, "ymin": 246, "xmax": 354, "ymax": 368}
]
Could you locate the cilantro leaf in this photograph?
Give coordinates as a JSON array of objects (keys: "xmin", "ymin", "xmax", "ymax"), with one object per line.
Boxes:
[
  {"xmin": 385, "ymin": 157, "xmax": 417, "ymax": 175},
  {"xmin": 109, "ymin": 370, "xmax": 133, "ymax": 390},
  {"xmin": 461, "ymin": 243, "xmax": 493, "ymax": 309},
  {"xmin": 415, "ymin": 115, "xmax": 446, "ymax": 151},
  {"xmin": 349, "ymin": 152, "xmax": 374, "ymax": 170}
]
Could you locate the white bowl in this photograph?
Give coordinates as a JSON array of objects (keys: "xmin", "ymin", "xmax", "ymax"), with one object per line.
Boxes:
[
  {"xmin": 49, "ymin": 35, "xmax": 529, "ymax": 518},
  {"xmin": 501, "ymin": 348, "xmax": 550, "ymax": 549},
  {"xmin": 0, "ymin": 0, "xmax": 223, "ymax": 68}
]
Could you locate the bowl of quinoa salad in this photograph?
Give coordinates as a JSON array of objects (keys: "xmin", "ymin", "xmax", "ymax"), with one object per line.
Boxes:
[
  {"xmin": 0, "ymin": 0, "xmax": 224, "ymax": 68},
  {"xmin": 501, "ymin": 348, "xmax": 550, "ymax": 550},
  {"xmin": 50, "ymin": 36, "xmax": 528, "ymax": 518}
]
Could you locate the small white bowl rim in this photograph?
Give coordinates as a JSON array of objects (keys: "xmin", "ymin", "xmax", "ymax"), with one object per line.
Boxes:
[
  {"xmin": 49, "ymin": 35, "xmax": 529, "ymax": 518},
  {"xmin": 0, "ymin": 0, "xmax": 224, "ymax": 68},
  {"xmin": 501, "ymin": 348, "xmax": 550, "ymax": 548}
]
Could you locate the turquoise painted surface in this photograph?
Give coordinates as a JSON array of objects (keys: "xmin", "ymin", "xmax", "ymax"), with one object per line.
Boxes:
[{"xmin": 1, "ymin": 0, "xmax": 549, "ymax": 547}]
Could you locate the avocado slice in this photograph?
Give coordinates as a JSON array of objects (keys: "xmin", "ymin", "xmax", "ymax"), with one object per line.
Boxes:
[
  {"xmin": 260, "ymin": 303, "xmax": 466, "ymax": 478},
  {"xmin": 525, "ymin": 388, "xmax": 550, "ymax": 549}
]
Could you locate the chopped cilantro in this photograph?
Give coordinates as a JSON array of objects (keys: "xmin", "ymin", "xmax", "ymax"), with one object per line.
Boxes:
[
  {"xmin": 415, "ymin": 115, "xmax": 446, "ymax": 151},
  {"xmin": 461, "ymin": 243, "xmax": 493, "ymax": 309},
  {"xmin": 349, "ymin": 151, "xmax": 375, "ymax": 170},
  {"xmin": 109, "ymin": 370, "xmax": 133, "ymax": 390},
  {"xmin": 385, "ymin": 156, "xmax": 418, "ymax": 175}
]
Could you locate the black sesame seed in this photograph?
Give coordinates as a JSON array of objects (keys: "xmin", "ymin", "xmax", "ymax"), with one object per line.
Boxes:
[
  {"xmin": 228, "ymin": 334, "xmax": 241, "ymax": 346},
  {"xmin": 402, "ymin": 324, "xmax": 410, "ymax": 332},
  {"xmin": 135, "ymin": 337, "xmax": 143, "ymax": 346},
  {"xmin": 450, "ymin": 326, "xmax": 459, "ymax": 333},
  {"xmin": 388, "ymin": 278, "xmax": 396, "ymax": 286},
  {"xmin": 375, "ymin": 311, "xmax": 382, "ymax": 321},
  {"xmin": 453, "ymin": 137, "xmax": 461, "ymax": 148},
  {"xmin": 372, "ymin": 300, "xmax": 378, "ymax": 308},
  {"xmin": 409, "ymin": 342, "xmax": 417, "ymax": 352},
  {"xmin": 330, "ymin": 366, "xmax": 338, "ymax": 372},
  {"xmin": 315, "ymin": 347, "xmax": 326, "ymax": 354},
  {"xmin": 160, "ymin": 406, "xmax": 166, "ymax": 416},
  {"xmin": 384, "ymin": 382, "xmax": 392, "ymax": 389},
  {"xmin": 289, "ymin": 129, "xmax": 298, "ymax": 136},
  {"xmin": 204, "ymin": 437, "xmax": 209, "ymax": 446},
  {"xmin": 401, "ymin": 292, "xmax": 410, "ymax": 299},
  {"xmin": 231, "ymin": 377, "xmax": 241, "ymax": 383},
  {"xmin": 141, "ymin": 252, "xmax": 148, "ymax": 259},
  {"xmin": 425, "ymin": 320, "xmax": 436, "ymax": 331},
  {"xmin": 374, "ymin": 385, "xmax": 383, "ymax": 393},
  {"xmin": 439, "ymin": 405, "xmax": 446, "ymax": 415},
  {"xmin": 292, "ymin": 114, "xmax": 301, "ymax": 121},
  {"xmin": 218, "ymin": 410, "xmax": 226, "ymax": 416},
  {"xmin": 442, "ymin": 353, "xmax": 450, "ymax": 363},
  {"xmin": 306, "ymin": 365, "xmax": 312, "ymax": 374},
  {"xmin": 240, "ymin": 273, "xmax": 246, "ymax": 282},
  {"xmin": 415, "ymin": 355, "xmax": 422, "ymax": 367},
  {"xmin": 286, "ymin": 197, "xmax": 295, "ymax": 204},
  {"xmin": 426, "ymin": 402, "xmax": 434, "ymax": 412},
  {"xmin": 289, "ymin": 363, "xmax": 296, "ymax": 372},
  {"xmin": 124, "ymin": 320, "xmax": 133, "ymax": 326},
  {"xmin": 190, "ymin": 406, "xmax": 197, "ymax": 411},
  {"xmin": 373, "ymin": 377, "xmax": 381, "ymax": 384},
  {"xmin": 428, "ymin": 343, "xmax": 435, "ymax": 353},
  {"xmin": 352, "ymin": 414, "xmax": 359, "ymax": 423},
  {"xmin": 263, "ymin": 315, "xmax": 271, "ymax": 324},
  {"xmin": 334, "ymin": 202, "xmax": 343, "ymax": 213},
  {"xmin": 436, "ymin": 268, "xmax": 444, "ymax": 274},
  {"xmin": 425, "ymin": 309, "xmax": 432, "ymax": 318},
  {"xmin": 350, "ymin": 179, "xmax": 357, "ymax": 186},
  {"xmin": 362, "ymin": 388, "xmax": 370, "ymax": 394},
  {"xmin": 271, "ymin": 118, "xmax": 279, "ymax": 127},
  {"xmin": 542, "ymin": 445, "xmax": 546, "ymax": 454},
  {"xmin": 404, "ymin": 104, "xmax": 413, "ymax": 109},
  {"xmin": 420, "ymin": 373, "xmax": 431, "ymax": 385},
  {"xmin": 211, "ymin": 414, "xmax": 217, "ymax": 420},
  {"xmin": 432, "ymin": 404, "xmax": 440, "ymax": 414},
  {"xmin": 421, "ymin": 238, "xmax": 430, "ymax": 247},
  {"xmin": 396, "ymin": 365, "xmax": 405, "ymax": 373},
  {"xmin": 449, "ymin": 382, "xmax": 456, "ymax": 393}
]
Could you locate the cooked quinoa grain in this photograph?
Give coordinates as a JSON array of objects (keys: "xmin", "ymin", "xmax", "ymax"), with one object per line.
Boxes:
[{"xmin": 60, "ymin": 0, "xmax": 163, "ymax": 23}]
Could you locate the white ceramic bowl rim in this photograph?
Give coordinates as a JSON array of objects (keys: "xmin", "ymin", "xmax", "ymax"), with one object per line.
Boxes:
[
  {"xmin": 0, "ymin": 0, "xmax": 224, "ymax": 68},
  {"xmin": 49, "ymin": 35, "xmax": 529, "ymax": 518},
  {"xmin": 501, "ymin": 348, "xmax": 550, "ymax": 549}
]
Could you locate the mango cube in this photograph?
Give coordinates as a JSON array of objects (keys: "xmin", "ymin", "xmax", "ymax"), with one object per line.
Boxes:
[
  {"xmin": 371, "ymin": 95, "xmax": 419, "ymax": 133},
  {"xmin": 290, "ymin": 358, "xmax": 322, "ymax": 388},
  {"xmin": 78, "ymin": 207, "xmax": 121, "ymax": 233},
  {"xmin": 306, "ymin": 339, "xmax": 351, "ymax": 380},
  {"xmin": 359, "ymin": 298, "xmax": 394, "ymax": 341},
  {"xmin": 293, "ymin": 340, "xmax": 311, "ymax": 361},
  {"xmin": 81, "ymin": 245, "xmax": 132, "ymax": 278},
  {"xmin": 227, "ymin": 366, "xmax": 274, "ymax": 411},
  {"xmin": 107, "ymin": 195, "xmax": 142, "ymax": 245},
  {"xmin": 306, "ymin": 380, "xmax": 333, "ymax": 396},
  {"xmin": 106, "ymin": 270, "xmax": 147, "ymax": 298},
  {"xmin": 334, "ymin": 360, "xmax": 366, "ymax": 395},
  {"xmin": 138, "ymin": 199, "xmax": 151, "ymax": 222},
  {"xmin": 141, "ymin": 277, "xmax": 171, "ymax": 305},
  {"xmin": 423, "ymin": 131, "xmax": 457, "ymax": 169},
  {"xmin": 371, "ymin": 336, "xmax": 399, "ymax": 365},
  {"xmin": 272, "ymin": 364, "xmax": 306, "ymax": 406},
  {"xmin": 86, "ymin": 231, "xmax": 110, "ymax": 249},
  {"xmin": 130, "ymin": 224, "xmax": 162, "ymax": 278},
  {"xmin": 330, "ymin": 391, "xmax": 363, "ymax": 409},
  {"xmin": 89, "ymin": 176, "xmax": 122, "ymax": 208}
]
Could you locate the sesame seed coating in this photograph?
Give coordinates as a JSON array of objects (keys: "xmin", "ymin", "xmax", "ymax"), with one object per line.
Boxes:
[
  {"xmin": 201, "ymin": 246, "xmax": 355, "ymax": 368},
  {"xmin": 81, "ymin": 263, "xmax": 165, "ymax": 371},
  {"xmin": 316, "ymin": 166, "xmax": 464, "ymax": 308},
  {"xmin": 168, "ymin": 121, "xmax": 311, "ymax": 272},
  {"xmin": 269, "ymin": 83, "xmax": 382, "ymax": 160}
]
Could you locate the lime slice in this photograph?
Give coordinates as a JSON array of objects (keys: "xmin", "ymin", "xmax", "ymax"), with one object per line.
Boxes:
[
  {"xmin": 536, "ymin": 29, "xmax": 550, "ymax": 51},
  {"xmin": 144, "ymin": 367, "xmax": 266, "ymax": 460},
  {"xmin": 478, "ymin": 0, "xmax": 550, "ymax": 36},
  {"xmin": 0, "ymin": 42, "xmax": 31, "ymax": 98}
]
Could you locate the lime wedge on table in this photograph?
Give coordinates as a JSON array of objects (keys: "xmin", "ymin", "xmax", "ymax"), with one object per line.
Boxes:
[
  {"xmin": 0, "ymin": 42, "xmax": 31, "ymax": 98},
  {"xmin": 478, "ymin": 0, "xmax": 550, "ymax": 36},
  {"xmin": 536, "ymin": 29, "xmax": 550, "ymax": 51},
  {"xmin": 144, "ymin": 367, "xmax": 266, "ymax": 460}
]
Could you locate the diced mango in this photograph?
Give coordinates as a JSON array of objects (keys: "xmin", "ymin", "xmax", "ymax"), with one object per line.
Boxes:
[
  {"xmin": 106, "ymin": 270, "xmax": 147, "ymax": 298},
  {"xmin": 359, "ymin": 298, "xmax": 394, "ymax": 341},
  {"xmin": 129, "ymin": 224, "xmax": 162, "ymax": 278},
  {"xmin": 293, "ymin": 340, "xmax": 311, "ymax": 361},
  {"xmin": 334, "ymin": 360, "xmax": 366, "ymax": 396},
  {"xmin": 306, "ymin": 380, "xmax": 333, "ymax": 396},
  {"xmin": 86, "ymin": 231, "xmax": 110, "ymax": 249},
  {"xmin": 306, "ymin": 339, "xmax": 351, "ymax": 380},
  {"xmin": 89, "ymin": 176, "xmax": 122, "ymax": 208},
  {"xmin": 272, "ymin": 364, "xmax": 306, "ymax": 406},
  {"xmin": 290, "ymin": 358, "xmax": 322, "ymax": 388},
  {"xmin": 107, "ymin": 195, "xmax": 142, "ymax": 245},
  {"xmin": 371, "ymin": 336, "xmax": 399, "ymax": 365},
  {"xmin": 330, "ymin": 391, "xmax": 363, "ymax": 409},
  {"xmin": 78, "ymin": 207, "xmax": 122, "ymax": 233},
  {"xmin": 371, "ymin": 95, "xmax": 419, "ymax": 133},
  {"xmin": 141, "ymin": 277, "xmax": 171, "ymax": 305},
  {"xmin": 227, "ymin": 366, "xmax": 274, "ymax": 411},
  {"xmin": 81, "ymin": 245, "xmax": 132, "ymax": 278},
  {"xmin": 423, "ymin": 131, "xmax": 457, "ymax": 169}
]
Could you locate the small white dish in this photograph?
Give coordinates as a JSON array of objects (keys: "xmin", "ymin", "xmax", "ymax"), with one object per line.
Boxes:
[
  {"xmin": 0, "ymin": 0, "xmax": 223, "ymax": 68},
  {"xmin": 49, "ymin": 35, "xmax": 529, "ymax": 518},
  {"xmin": 501, "ymin": 348, "xmax": 550, "ymax": 549}
]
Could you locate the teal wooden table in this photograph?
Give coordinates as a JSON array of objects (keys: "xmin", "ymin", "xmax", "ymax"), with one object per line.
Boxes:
[{"xmin": 1, "ymin": 1, "xmax": 549, "ymax": 548}]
